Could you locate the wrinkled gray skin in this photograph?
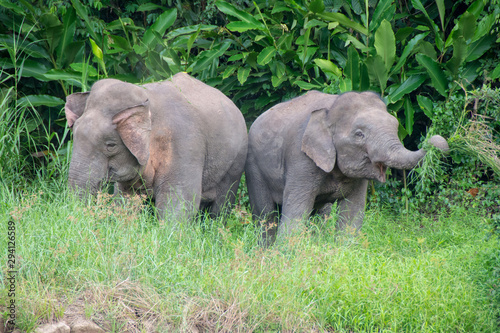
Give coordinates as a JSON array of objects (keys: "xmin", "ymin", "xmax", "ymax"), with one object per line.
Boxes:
[
  {"xmin": 246, "ymin": 91, "xmax": 449, "ymax": 244},
  {"xmin": 66, "ymin": 73, "xmax": 248, "ymax": 220}
]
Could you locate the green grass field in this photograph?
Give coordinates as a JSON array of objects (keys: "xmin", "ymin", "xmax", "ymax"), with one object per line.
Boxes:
[{"xmin": 1, "ymin": 178, "xmax": 499, "ymax": 332}]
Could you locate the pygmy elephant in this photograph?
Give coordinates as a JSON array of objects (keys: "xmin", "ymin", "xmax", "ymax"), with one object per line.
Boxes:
[
  {"xmin": 245, "ymin": 91, "xmax": 448, "ymax": 244},
  {"xmin": 66, "ymin": 72, "xmax": 248, "ymax": 220}
]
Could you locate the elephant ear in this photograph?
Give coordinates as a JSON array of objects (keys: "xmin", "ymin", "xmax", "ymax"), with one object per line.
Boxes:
[
  {"xmin": 112, "ymin": 100, "xmax": 151, "ymax": 166},
  {"xmin": 301, "ymin": 108, "xmax": 336, "ymax": 173},
  {"xmin": 65, "ymin": 92, "xmax": 89, "ymax": 128}
]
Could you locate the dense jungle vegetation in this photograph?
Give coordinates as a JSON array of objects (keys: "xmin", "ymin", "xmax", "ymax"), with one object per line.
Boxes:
[{"xmin": 1, "ymin": 0, "xmax": 500, "ymax": 331}]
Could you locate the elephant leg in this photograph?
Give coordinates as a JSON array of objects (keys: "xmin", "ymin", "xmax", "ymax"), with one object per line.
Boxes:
[
  {"xmin": 246, "ymin": 167, "xmax": 279, "ymax": 246},
  {"xmin": 154, "ymin": 172, "xmax": 203, "ymax": 223},
  {"xmin": 313, "ymin": 202, "xmax": 333, "ymax": 218},
  {"xmin": 278, "ymin": 182, "xmax": 317, "ymax": 238},
  {"xmin": 336, "ymin": 179, "xmax": 368, "ymax": 232},
  {"xmin": 210, "ymin": 174, "xmax": 241, "ymax": 218}
]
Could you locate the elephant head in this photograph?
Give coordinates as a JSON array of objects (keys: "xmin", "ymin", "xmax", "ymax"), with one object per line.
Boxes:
[
  {"xmin": 65, "ymin": 79, "xmax": 151, "ymax": 195},
  {"xmin": 301, "ymin": 91, "xmax": 448, "ymax": 182}
]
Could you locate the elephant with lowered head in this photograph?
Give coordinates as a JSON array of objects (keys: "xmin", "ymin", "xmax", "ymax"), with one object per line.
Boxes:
[
  {"xmin": 246, "ymin": 90, "xmax": 448, "ymax": 244},
  {"xmin": 66, "ymin": 72, "xmax": 248, "ymax": 220}
]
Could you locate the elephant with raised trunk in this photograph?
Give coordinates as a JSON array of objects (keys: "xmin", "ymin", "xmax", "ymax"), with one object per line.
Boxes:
[
  {"xmin": 246, "ymin": 90, "xmax": 448, "ymax": 244},
  {"xmin": 66, "ymin": 72, "xmax": 248, "ymax": 220}
]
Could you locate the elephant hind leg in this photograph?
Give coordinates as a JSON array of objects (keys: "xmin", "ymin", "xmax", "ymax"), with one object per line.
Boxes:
[
  {"xmin": 206, "ymin": 173, "xmax": 241, "ymax": 218},
  {"xmin": 245, "ymin": 166, "xmax": 280, "ymax": 246}
]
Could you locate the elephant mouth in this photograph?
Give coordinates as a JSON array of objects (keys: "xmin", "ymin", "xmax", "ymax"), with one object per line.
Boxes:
[{"xmin": 374, "ymin": 162, "xmax": 387, "ymax": 182}]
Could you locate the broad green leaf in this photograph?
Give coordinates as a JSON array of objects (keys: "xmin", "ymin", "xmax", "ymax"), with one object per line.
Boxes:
[
  {"xmin": 107, "ymin": 35, "xmax": 132, "ymax": 53},
  {"xmin": 339, "ymin": 78, "xmax": 352, "ymax": 92},
  {"xmin": 167, "ymin": 25, "xmax": 217, "ymax": 39},
  {"xmin": 228, "ymin": 53, "xmax": 245, "ymax": 61},
  {"xmin": 462, "ymin": 61, "xmax": 481, "ymax": 84},
  {"xmin": 404, "ymin": 97, "xmax": 415, "ymax": 135},
  {"xmin": 13, "ymin": 59, "xmax": 49, "ymax": 80},
  {"xmin": 41, "ymin": 16, "xmax": 63, "ymax": 55},
  {"xmin": 474, "ymin": 14, "xmax": 495, "ymax": 42},
  {"xmin": 294, "ymin": 80, "xmax": 322, "ymax": 90},
  {"xmin": 143, "ymin": 8, "xmax": 177, "ymax": 47},
  {"xmin": 304, "ymin": 19, "xmax": 328, "ymax": 29},
  {"xmin": 43, "ymin": 69, "xmax": 87, "ymax": 83},
  {"xmin": 446, "ymin": 36, "xmax": 467, "ymax": 77},
  {"xmin": 490, "ymin": 63, "xmax": 500, "ymax": 80},
  {"xmin": 350, "ymin": 0, "xmax": 364, "ymax": 15},
  {"xmin": 411, "ymin": 0, "xmax": 439, "ymax": 34},
  {"xmin": 255, "ymin": 94, "xmax": 280, "ymax": 110},
  {"xmin": 467, "ymin": 0, "xmax": 486, "ymax": 19},
  {"xmin": 458, "ymin": 12, "xmax": 476, "ymax": 42},
  {"xmin": 106, "ymin": 18, "xmax": 137, "ymax": 31},
  {"xmin": 411, "ymin": 0, "xmax": 430, "ymax": 21},
  {"xmin": 418, "ymin": 41, "xmax": 437, "ymax": 61},
  {"xmin": 416, "ymin": 54, "xmax": 448, "ymax": 97},
  {"xmin": 137, "ymin": 3, "xmax": 166, "ymax": 11},
  {"xmin": 314, "ymin": 59, "xmax": 342, "ymax": 77},
  {"xmin": 366, "ymin": 55, "xmax": 388, "ymax": 93},
  {"xmin": 275, "ymin": 61, "xmax": 286, "ymax": 78},
  {"xmin": 223, "ymin": 66, "xmax": 237, "ymax": 79},
  {"xmin": 436, "ymin": 0, "xmax": 445, "ymax": 31},
  {"xmin": 359, "ymin": 63, "xmax": 370, "ymax": 91},
  {"xmin": 70, "ymin": 63, "xmax": 99, "ymax": 77},
  {"xmin": 317, "ymin": 12, "xmax": 368, "ymax": 35},
  {"xmin": 271, "ymin": 75, "xmax": 287, "ymax": 88},
  {"xmin": 466, "ymin": 33, "xmax": 495, "ymax": 62},
  {"xmin": 388, "ymin": 75, "xmax": 426, "ymax": 104},
  {"xmin": 237, "ymin": 67, "xmax": 251, "ymax": 85},
  {"xmin": 89, "ymin": 38, "xmax": 107, "ymax": 76},
  {"xmin": 308, "ymin": 0, "xmax": 325, "ymax": 14},
  {"xmin": 152, "ymin": 8, "xmax": 177, "ymax": 34},
  {"xmin": 71, "ymin": 0, "xmax": 99, "ymax": 42},
  {"xmin": 190, "ymin": 42, "xmax": 231, "ymax": 73},
  {"xmin": 345, "ymin": 46, "xmax": 360, "ymax": 90},
  {"xmin": 391, "ymin": 33, "xmax": 428, "ymax": 75},
  {"xmin": 370, "ymin": 0, "xmax": 395, "ymax": 32},
  {"xmin": 187, "ymin": 27, "xmax": 200, "ymax": 57},
  {"xmin": 272, "ymin": 4, "xmax": 292, "ymax": 14},
  {"xmin": 257, "ymin": 46, "xmax": 277, "ymax": 66},
  {"xmin": 300, "ymin": 26, "xmax": 312, "ymax": 68},
  {"xmin": 56, "ymin": 7, "xmax": 76, "ymax": 68},
  {"xmin": 227, "ymin": 21, "xmax": 263, "ymax": 32},
  {"xmin": 89, "ymin": 38, "xmax": 103, "ymax": 61},
  {"xmin": 18, "ymin": 94, "xmax": 65, "ymax": 107},
  {"xmin": 374, "ymin": 20, "xmax": 395, "ymax": 71},
  {"xmin": 0, "ymin": 0, "xmax": 25, "ymax": 14},
  {"xmin": 417, "ymin": 95, "xmax": 433, "ymax": 119},
  {"xmin": 343, "ymin": 34, "xmax": 370, "ymax": 52},
  {"xmin": 298, "ymin": 46, "xmax": 318, "ymax": 67},
  {"xmin": 216, "ymin": 1, "xmax": 265, "ymax": 30},
  {"xmin": 395, "ymin": 27, "xmax": 414, "ymax": 41}
]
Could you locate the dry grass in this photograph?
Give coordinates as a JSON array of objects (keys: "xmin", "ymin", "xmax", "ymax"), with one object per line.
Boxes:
[{"xmin": 451, "ymin": 117, "xmax": 500, "ymax": 176}]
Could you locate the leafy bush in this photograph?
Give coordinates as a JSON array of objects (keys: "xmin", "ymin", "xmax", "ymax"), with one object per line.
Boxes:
[{"xmin": 369, "ymin": 85, "xmax": 500, "ymax": 230}]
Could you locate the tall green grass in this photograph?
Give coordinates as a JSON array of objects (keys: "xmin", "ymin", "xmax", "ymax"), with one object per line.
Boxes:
[{"xmin": 1, "ymin": 179, "xmax": 498, "ymax": 332}]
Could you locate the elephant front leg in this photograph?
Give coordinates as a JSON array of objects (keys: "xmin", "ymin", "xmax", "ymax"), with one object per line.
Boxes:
[
  {"xmin": 336, "ymin": 179, "xmax": 368, "ymax": 232},
  {"xmin": 154, "ymin": 182, "xmax": 201, "ymax": 224},
  {"xmin": 278, "ymin": 183, "xmax": 318, "ymax": 238}
]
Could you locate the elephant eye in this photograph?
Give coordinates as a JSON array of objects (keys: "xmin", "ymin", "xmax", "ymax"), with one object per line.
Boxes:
[
  {"xmin": 106, "ymin": 142, "xmax": 117, "ymax": 151},
  {"xmin": 355, "ymin": 130, "xmax": 365, "ymax": 138}
]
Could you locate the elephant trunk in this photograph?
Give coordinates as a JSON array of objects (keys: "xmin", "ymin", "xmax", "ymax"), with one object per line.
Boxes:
[
  {"xmin": 369, "ymin": 135, "xmax": 427, "ymax": 171},
  {"xmin": 68, "ymin": 157, "xmax": 106, "ymax": 198},
  {"xmin": 384, "ymin": 143, "xmax": 427, "ymax": 170}
]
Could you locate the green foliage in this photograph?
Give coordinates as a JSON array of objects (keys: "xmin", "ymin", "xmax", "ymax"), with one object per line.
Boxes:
[{"xmin": 370, "ymin": 85, "xmax": 500, "ymax": 235}]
